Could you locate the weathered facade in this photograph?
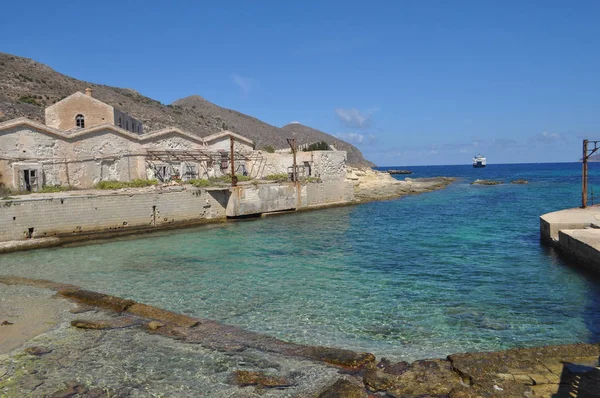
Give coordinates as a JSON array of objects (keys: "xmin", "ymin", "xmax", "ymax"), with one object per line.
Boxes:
[
  {"xmin": 0, "ymin": 90, "xmax": 255, "ymax": 191},
  {"xmin": 0, "ymin": 89, "xmax": 351, "ymax": 194}
]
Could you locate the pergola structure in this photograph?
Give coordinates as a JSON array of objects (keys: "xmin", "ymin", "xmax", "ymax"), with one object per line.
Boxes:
[{"xmin": 145, "ymin": 147, "xmax": 264, "ymax": 183}]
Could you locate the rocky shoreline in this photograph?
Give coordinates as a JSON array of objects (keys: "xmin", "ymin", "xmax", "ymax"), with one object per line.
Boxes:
[
  {"xmin": 347, "ymin": 167, "xmax": 456, "ymax": 203},
  {"xmin": 1, "ymin": 276, "xmax": 598, "ymax": 397}
]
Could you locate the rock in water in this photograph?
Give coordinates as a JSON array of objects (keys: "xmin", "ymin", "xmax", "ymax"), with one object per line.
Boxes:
[
  {"xmin": 148, "ymin": 321, "xmax": 165, "ymax": 330},
  {"xmin": 70, "ymin": 317, "xmax": 138, "ymax": 330},
  {"xmin": 318, "ymin": 379, "xmax": 368, "ymax": 398},
  {"xmin": 511, "ymin": 179, "xmax": 529, "ymax": 184},
  {"xmin": 232, "ymin": 370, "xmax": 292, "ymax": 388},
  {"xmin": 24, "ymin": 346, "xmax": 52, "ymax": 356},
  {"xmin": 471, "ymin": 179, "xmax": 503, "ymax": 185}
]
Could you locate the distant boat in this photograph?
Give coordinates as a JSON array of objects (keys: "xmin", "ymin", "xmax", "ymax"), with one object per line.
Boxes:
[{"xmin": 473, "ymin": 154, "xmax": 486, "ymax": 168}]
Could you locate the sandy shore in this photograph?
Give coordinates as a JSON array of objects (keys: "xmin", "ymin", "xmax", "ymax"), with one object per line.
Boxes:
[{"xmin": 0, "ymin": 284, "xmax": 70, "ymax": 355}]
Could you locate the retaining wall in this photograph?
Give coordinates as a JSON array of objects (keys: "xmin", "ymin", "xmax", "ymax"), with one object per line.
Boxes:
[
  {"xmin": 0, "ymin": 188, "xmax": 229, "ymax": 241},
  {"xmin": 0, "ymin": 180, "xmax": 356, "ymax": 244}
]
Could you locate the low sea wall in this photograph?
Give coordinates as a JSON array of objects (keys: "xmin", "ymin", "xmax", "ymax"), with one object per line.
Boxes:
[
  {"xmin": 540, "ymin": 207, "xmax": 600, "ymax": 272},
  {"xmin": 0, "ymin": 188, "xmax": 230, "ymax": 242},
  {"xmin": 0, "ymin": 180, "xmax": 355, "ymax": 248}
]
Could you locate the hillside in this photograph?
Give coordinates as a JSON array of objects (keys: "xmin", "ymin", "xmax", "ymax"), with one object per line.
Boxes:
[{"xmin": 0, "ymin": 52, "xmax": 374, "ymax": 166}]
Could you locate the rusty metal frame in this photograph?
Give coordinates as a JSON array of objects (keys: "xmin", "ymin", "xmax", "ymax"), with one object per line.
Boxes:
[{"xmin": 582, "ymin": 139, "xmax": 600, "ymax": 208}]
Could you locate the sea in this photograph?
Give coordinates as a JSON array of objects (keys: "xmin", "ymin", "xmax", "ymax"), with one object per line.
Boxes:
[{"xmin": 2, "ymin": 162, "xmax": 600, "ymax": 362}]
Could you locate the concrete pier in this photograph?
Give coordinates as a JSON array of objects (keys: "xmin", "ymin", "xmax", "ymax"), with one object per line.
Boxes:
[{"xmin": 540, "ymin": 206, "xmax": 600, "ymax": 271}]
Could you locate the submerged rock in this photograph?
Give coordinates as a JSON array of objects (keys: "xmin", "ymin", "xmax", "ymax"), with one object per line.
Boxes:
[
  {"xmin": 387, "ymin": 170, "xmax": 413, "ymax": 175},
  {"xmin": 147, "ymin": 320, "xmax": 165, "ymax": 330},
  {"xmin": 317, "ymin": 378, "xmax": 368, "ymax": 398},
  {"xmin": 59, "ymin": 288, "xmax": 135, "ymax": 312},
  {"xmin": 69, "ymin": 304, "xmax": 95, "ymax": 314},
  {"xmin": 471, "ymin": 179, "xmax": 503, "ymax": 185},
  {"xmin": 232, "ymin": 370, "xmax": 292, "ymax": 388},
  {"xmin": 24, "ymin": 346, "xmax": 52, "ymax": 356},
  {"xmin": 377, "ymin": 358, "xmax": 410, "ymax": 375},
  {"xmin": 70, "ymin": 317, "xmax": 138, "ymax": 330},
  {"xmin": 126, "ymin": 303, "xmax": 199, "ymax": 328},
  {"xmin": 364, "ymin": 358, "xmax": 462, "ymax": 396},
  {"xmin": 511, "ymin": 179, "xmax": 529, "ymax": 184},
  {"xmin": 298, "ymin": 346, "xmax": 376, "ymax": 371}
]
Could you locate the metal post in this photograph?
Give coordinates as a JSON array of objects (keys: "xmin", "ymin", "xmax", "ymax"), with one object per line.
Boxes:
[
  {"xmin": 292, "ymin": 138, "xmax": 297, "ymax": 182},
  {"xmin": 583, "ymin": 139, "xmax": 588, "ymax": 208},
  {"xmin": 230, "ymin": 136, "xmax": 237, "ymax": 187},
  {"xmin": 286, "ymin": 138, "xmax": 297, "ymax": 181}
]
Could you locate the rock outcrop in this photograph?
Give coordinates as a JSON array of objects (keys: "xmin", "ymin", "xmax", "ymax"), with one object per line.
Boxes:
[{"xmin": 347, "ymin": 167, "xmax": 455, "ymax": 202}]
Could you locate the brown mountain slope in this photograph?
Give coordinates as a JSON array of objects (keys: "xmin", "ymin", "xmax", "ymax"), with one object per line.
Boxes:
[{"xmin": 0, "ymin": 52, "xmax": 374, "ymax": 166}]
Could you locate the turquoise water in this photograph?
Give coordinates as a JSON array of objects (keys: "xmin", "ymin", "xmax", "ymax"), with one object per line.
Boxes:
[{"xmin": 2, "ymin": 162, "xmax": 600, "ymax": 360}]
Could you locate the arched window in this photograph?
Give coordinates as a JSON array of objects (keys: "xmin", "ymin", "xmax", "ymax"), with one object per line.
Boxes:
[{"xmin": 75, "ymin": 114, "xmax": 85, "ymax": 128}]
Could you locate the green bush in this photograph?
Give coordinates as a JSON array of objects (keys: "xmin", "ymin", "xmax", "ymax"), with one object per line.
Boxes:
[
  {"xmin": 189, "ymin": 179, "xmax": 212, "ymax": 187},
  {"xmin": 18, "ymin": 96, "xmax": 41, "ymax": 106},
  {"xmin": 303, "ymin": 141, "xmax": 329, "ymax": 151},
  {"xmin": 38, "ymin": 185, "xmax": 73, "ymax": 193},
  {"xmin": 263, "ymin": 145, "xmax": 275, "ymax": 153},
  {"xmin": 95, "ymin": 179, "xmax": 157, "ymax": 190},
  {"xmin": 264, "ymin": 173, "xmax": 289, "ymax": 182}
]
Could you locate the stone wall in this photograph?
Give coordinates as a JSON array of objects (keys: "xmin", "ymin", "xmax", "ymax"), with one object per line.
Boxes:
[
  {"xmin": 226, "ymin": 180, "xmax": 354, "ymax": 217},
  {"xmin": 247, "ymin": 150, "xmax": 347, "ymax": 181},
  {"xmin": 305, "ymin": 180, "xmax": 354, "ymax": 207},
  {"xmin": 0, "ymin": 188, "xmax": 229, "ymax": 242},
  {"xmin": 0, "ymin": 180, "xmax": 356, "ymax": 243},
  {"xmin": 226, "ymin": 183, "xmax": 305, "ymax": 217},
  {"xmin": 557, "ymin": 230, "xmax": 600, "ymax": 272}
]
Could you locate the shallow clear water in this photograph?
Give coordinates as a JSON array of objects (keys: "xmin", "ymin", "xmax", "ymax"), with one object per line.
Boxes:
[{"xmin": 3, "ymin": 162, "xmax": 600, "ymax": 361}]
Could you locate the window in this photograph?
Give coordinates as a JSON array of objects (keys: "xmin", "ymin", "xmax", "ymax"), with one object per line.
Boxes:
[
  {"xmin": 183, "ymin": 164, "xmax": 198, "ymax": 180},
  {"xmin": 118, "ymin": 117, "xmax": 122, "ymax": 127},
  {"xmin": 75, "ymin": 114, "xmax": 85, "ymax": 128},
  {"xmin": 154, "ymin": 164, "xmax": 170, "ymax": 182},
  {"xmin": 126, "ymin": 120, "xmax": 129, "ymax": 131}
]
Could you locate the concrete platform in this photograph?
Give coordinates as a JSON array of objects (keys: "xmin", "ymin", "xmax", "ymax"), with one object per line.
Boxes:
[
  {"xmin": 540, "ymin": 206, "xmax": 600, "ymax": 272},
  {"xmin": 540, "ymin": 206, "xmax": 600, "ymax": 242}
]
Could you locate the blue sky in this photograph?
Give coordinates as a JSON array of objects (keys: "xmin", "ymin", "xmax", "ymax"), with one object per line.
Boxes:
[{"xmin": 1, "ymin": 1, "xmax": 599, "ymax": 166}]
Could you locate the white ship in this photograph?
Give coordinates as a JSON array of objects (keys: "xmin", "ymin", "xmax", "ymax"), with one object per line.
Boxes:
[{"xmin": 472, "ymin": 154, "xmax": 486, "ymax": 168}]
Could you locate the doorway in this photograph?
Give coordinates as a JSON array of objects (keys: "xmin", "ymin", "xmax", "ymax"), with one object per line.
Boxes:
[{"xmin": 23, "ymin": 169, "xmax": 37, "ymax": 192}]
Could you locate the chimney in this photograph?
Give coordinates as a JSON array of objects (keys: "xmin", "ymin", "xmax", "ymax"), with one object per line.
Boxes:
[{"xmin": 85, "ymin": 87, "xmax": 92, "ymax": 97}]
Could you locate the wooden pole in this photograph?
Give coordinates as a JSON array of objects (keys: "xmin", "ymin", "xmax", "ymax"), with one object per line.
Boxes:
[
  {"xmin": 583, "ymin": 139, "xmax": 588, "ymax": 208},
  {"xmin": 230, "ymin": 136, "xmax": 237, "ymax": 187}
]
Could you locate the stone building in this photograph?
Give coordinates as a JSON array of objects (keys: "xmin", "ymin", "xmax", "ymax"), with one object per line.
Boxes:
[
  {"xmin": 45, "ymin": 88, "xmax": 144, "ymax": 134},
  {"xmin": 0, "ymin": 89, "xmax": 254, "ymax": 191}
]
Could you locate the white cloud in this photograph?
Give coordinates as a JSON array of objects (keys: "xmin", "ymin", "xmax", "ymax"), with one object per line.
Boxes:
[
  {"xmin": 532, "ymin": 131, "xmax": 562, "ymax": 144},
  {"xmin": 289, "ymin": 121, "xmax": 300, "ymax": 124},
  {"xmin": 335, "ymin": 108, "xmax": 377, "ymax": 128},
  {"xmin": 231, "ymin": 74, "xmax": 259, "ymax": 96},
  {"xmin": 335, "ymin": 132, "xmax": 376, "ymax": 145}
]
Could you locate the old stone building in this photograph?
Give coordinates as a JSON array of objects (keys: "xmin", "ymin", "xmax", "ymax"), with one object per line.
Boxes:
[
  {"xmin": 0, "ymin": 89, "xmax": 255, "ymax": 191},
  {"xmin": 45, "ymin": 88, "xmax": 144, "ymax": 134}
]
